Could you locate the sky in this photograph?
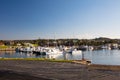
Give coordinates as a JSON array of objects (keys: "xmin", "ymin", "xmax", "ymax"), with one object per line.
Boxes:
[{"xmin": 0, "ymin": 0, "xmax": 120, "ymax": 40}]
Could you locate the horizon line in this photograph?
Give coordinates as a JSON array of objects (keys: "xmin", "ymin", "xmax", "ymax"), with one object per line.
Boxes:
[{"xmin": 1, "ymin": 37, "xmax": 120, "ymax": 41}]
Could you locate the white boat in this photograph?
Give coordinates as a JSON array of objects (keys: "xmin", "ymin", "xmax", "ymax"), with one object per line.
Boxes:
[
  {"xmin": 72, "ymin": 49, "xmax": 82, "ymax": 55},
  {"xmin": 46, "ymin": 48, "xmax": 63, "ymax": 59},
  {"xmin": 64, "ymin": 47, "xmax": 82, "ymax": 54}
]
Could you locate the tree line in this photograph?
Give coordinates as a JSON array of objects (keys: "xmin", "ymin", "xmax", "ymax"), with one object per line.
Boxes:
[{"xmin": 0, "ymin": 37, "xmax": 120, "ymax": 46}]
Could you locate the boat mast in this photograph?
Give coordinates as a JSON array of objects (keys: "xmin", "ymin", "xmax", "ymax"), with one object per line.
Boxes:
[
  {"xmin": 48, "ymin": 37, "xmax": 49, "ymax": 47},
  {"xmin": 54, "ymin": 33, "xmax": 57, "ymax": 47}
]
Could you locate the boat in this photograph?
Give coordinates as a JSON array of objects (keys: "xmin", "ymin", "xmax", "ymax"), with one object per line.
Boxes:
[
  {"xmin": 64, "ymin": 47, "xmax": 82, "ymax": 54},
  {"xmin": 15, "ymin": 47, "xmax": 33, "ymax": 53},
  {"xmin": 72, "ymin": 49, "xmax": 82, "ymax": 55},
  {"xmin": 46, "ymin": 48, "xmax": 63, "ymax": 59},
  {"xmin": 32, "ymin": 47, "xmax": 47, "ymax": 55}
]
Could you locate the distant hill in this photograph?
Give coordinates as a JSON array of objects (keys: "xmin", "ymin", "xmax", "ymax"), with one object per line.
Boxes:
[{"xmin": 94, "ymin": 37, "xmax": 111, "ymax": 40}]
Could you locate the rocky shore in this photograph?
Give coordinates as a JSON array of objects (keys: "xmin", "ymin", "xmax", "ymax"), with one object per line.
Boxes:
[{"xmin": 0, "ymin": 60, "xmax": 120, "ymax": 80}]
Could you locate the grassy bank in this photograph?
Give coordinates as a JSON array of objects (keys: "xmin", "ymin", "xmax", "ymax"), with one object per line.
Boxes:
[
  {"xmin": 0, "ymin": 58, "xmax": 91, "ymax": 64},
  {"xmin": 0, "ymin": 45, "xmax": 8, "ymax": 48},
  {"xmin": 0, "ymin": 45, "xmax": 15, "ymax": 51},
  {"xmin": 0, "ymin": 58, "xmax": 73, "ymax": 63}
]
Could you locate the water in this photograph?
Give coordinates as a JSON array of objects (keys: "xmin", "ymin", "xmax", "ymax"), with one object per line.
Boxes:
[
  {"xmin": 84, "ymin": 49, "xmax": 120, "ymax": 65},
  {"xmin": 0, "ymin": 50, "xmax": 120, "ymax": 65}
]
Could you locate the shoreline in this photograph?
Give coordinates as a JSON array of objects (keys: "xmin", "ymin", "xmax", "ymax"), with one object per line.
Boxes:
[
  {"xmin": 1, "ymin": 58, "xmax": 120, "ymax": 71},
  {"xmin": 0, "ymin": 60, "xmax": 120, "ymax": 80}
]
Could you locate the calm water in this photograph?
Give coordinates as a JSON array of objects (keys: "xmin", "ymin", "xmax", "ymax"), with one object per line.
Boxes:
[{"xmin": 0, "ymin": 50, "xmax": 120, "ymax": 65}]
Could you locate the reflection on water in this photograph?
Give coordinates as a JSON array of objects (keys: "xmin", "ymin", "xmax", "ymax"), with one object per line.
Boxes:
[
  {"xmin": 0, "ymin": 51, "xmax": 82, "ymax": 59},
  {"xmin": 84, "ymin": 49, "xmax": 120, "ymax": 65},
  {"xmin": 0, "ymin": 51, "xmax": 35, "ymax": 58},
  {"xmin": 1, "ymin": 50, "xmax": 120, "ymax": 65},
  {"xmin": 0, "ymin": 51, "xmax": 15, "ymax": 58}
]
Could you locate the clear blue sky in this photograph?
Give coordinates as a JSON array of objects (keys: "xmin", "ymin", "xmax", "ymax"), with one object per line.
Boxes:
[{"xmin": 0, "ymin": 0, "xmax": 120, "ymax": 40}]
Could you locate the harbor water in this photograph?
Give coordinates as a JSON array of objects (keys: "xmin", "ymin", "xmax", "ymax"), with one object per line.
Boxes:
[{"xmin": 0, "ymin": 50, "xmax": 120, "ymax": 65}]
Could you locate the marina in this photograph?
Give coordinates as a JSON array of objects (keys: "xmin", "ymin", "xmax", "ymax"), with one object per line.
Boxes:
[
  {"xmin": 1, "ymin": 49, "xmax": 120, "ymax": 65},
  {"xmin": 1, "ymin": 0, "xmax": 120, "ymax": 80}
]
